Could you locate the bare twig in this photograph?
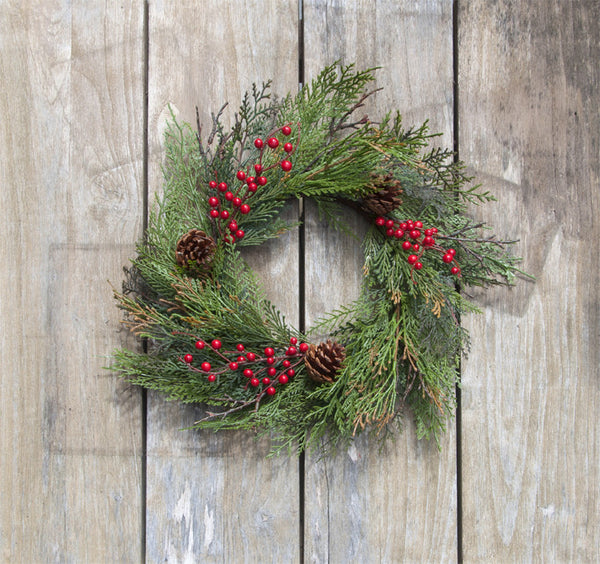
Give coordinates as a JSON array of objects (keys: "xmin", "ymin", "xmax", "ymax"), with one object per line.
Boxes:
[
  {"xmin": 329, "ymin": 88, "xmax": 381, "ymax": 136},
  {"xmin": 195, "ymin": 106, "xmax": 205, "ymax": 157},
  {"xmin": 207, "ymin": 102, "xmax": 229, "ymax": 145},
  {"xmin": 194, "ymin": 389, "xmax": 268, "ymax": 423}
]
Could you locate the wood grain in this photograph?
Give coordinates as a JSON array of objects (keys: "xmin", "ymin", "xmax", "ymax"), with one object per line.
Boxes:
[
  {"xmin": 302, "ymin": 1, "xmax": 458, "ymax": 561},
  {"xmin": 459, "ymin": 1, "xmax": 600, "ymax": 561},
  {"xmin": 0, "ymin": 1, "xmax": 145, "ymax": 561},
  {"xmin": 146, "ymin": 1, "xmax": 301, "ymax": 561}
]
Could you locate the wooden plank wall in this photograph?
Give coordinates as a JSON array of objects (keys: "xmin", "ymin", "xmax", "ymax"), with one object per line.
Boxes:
[{"xmin": 1, "ymin": 1, "xmax": 598, "ymax": 562}]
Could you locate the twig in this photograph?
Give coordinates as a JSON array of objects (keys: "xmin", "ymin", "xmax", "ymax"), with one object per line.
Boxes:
[
  {"xmin": 329, "ymin": 88, "xmax": 381, "ymax": 136},
  {"xmin": 207, "ymin": 102, "xmax": 228, "ymax": 145},
  {"xmin": 437, "ymin": 233, "xmax": 518, "ymax": 246},
  {"xmin": 195, "ymin": 106, "xmax": 205, "ymax": 157},
  {"xmin": 194, "ymin": 390, "xmax": 268, "ymax": 423}
]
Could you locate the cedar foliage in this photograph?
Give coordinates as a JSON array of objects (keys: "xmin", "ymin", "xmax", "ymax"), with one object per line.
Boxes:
[{"xmin": 112, "ymin": 64, "xmax": 527, "ymax": 454}]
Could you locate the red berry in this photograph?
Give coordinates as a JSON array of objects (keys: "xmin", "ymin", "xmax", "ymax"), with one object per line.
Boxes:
[
  {"xmin": 442, "ymin": 254, "xmax": 453, "ymax": 263},
  {"xmin": 423, "ymin": 236, "xmax": 435, "ymax": 247},
  {"xmin": 413, "ymin": 244, "xmax": 420, "ymax": 251},
  {"xmin": 410, "ymin": 229, "xmax": 421, "ymax": 239},
  {"xmin": 299, "ymin": 343, "xmax": 309, "ymax": 353},
  {"xmin": 183, "ymin": 354, "xmax": 193, "ymax": 364},
  {"xmin": 394, "ymin": 229, "xmax": 404, "ymax": 239},
  {"xmin": 264, "ymin": 347, "xmax": 275, "ymax": 357},
  {"xmin": 218, "ymin": 182, "xmax": 228, "ymax": 192},
  {"xmin": 209, "ymin": 181, "xmax": 217, "ymax": 189},
  {"xmin": 250, "ymin": 378, "xmax": 260, "ymax": 387},
  {"xmin": 386, "ymin": 228, "xmax": 395, "ymax": 237},
  {"xmin": 415, "ymin": 221, "xmax": 423, "ymax": 228},
  {"xmin": 290, "ymin": 337, "xmax": 298, "ymax": 345},
  {"xmin": 254, "ymin": 138, "xmax": 263, "ymax": 149},
  {"xmin": 228, "ymin": 220, "xmax": 238, "ymax": 231},
  {"xmin": 282, "ymin": 125, "xmax": 292, "ymax": 136},
  {"xmin": 432, "ymin": 227, "xmax": 438, "ymax": 234},
  {"xmin": 208, "ymin": 197, "xmax": 219, "ymax": 207},
  {"xmin": 286, "ymin": 368, "xmax": 295, "ymax": 377},
  {"xmin": 237, "ymin": 355, "xmax": 246, "ymax": 363},
  {"xmin": 267, "ymin": 137, "xmax": 279, "ymax": 148},
  {"xmin": 195, "ymin": 340, "xmax": 205, "ymax": 350},
  {"xmin": 247, "ymin": 182, "xmax": 258, "ymax": 192},
  {"xmin": 257, "ymin": 176, "xmax": 267, "ymax": 186},
  {"xmin": 375, "ymin": 216, "xmax": 386, "ymax": 226},
  {"xmin": 262, "ymin": 377, "xmax": 271, "ymax": 385},
  {"xmin": 236, "ymin": 344, "xmax": 245, "ymax": 351},
  {"xmin": 235, "ymin": 230, "xmax": 245, "ymax": 239},
  {"xmin": 424, "ymin": 229, "xmax": 433, "ymax": 237},
  {"xmin": 240, "ymin": 204, "xmax": 250, "ymax": 214},
  {"xmin": 220, "ymin": 210, "xmax": 230, "ymax": 219},
  {"xmin": 385, "ymin": 219, "xmax": 395, "ymax": 228},
  {"xmin": 284, "ymin": 142, "xmax": 293, "ymax": 153},
  {"xmin": 237, "ymin": 170, "xmax": 246, "ymax": 181},
  {"xmin": 229, "ymin": 362, "xmax": 239, "ymax": 370},
  {"xmin": 448, "ymin": 248, "xmax": 456, "ymax": 256},
  {"xmin": 281, "ymin": 160, "xmax": 292, "ymax": 172},
  {"xmin": 201, "ymin": 362, "xmax": 211, "ymax": 372},
  {"xmin": 243, "ymin": 368, "xmax": 253, "ymax": 378},
  {"xmin": 286, "ymin": 346, "xmax": 297, "ymax": 356},
  {"xmin": 278, "ymin": 374, "xmax": 289, "ymax": 384},
  {"xmin": 254, "ymin": 164, "xmax": 262, "ymax": 173},
  {"xmin": 407, "ymin": 254, "xmax": 418, "ymax": 265},
  {"xmin": 211, "ymin": 339, "xmax": 222, "ymax": 350},
  {"xmin": 207, "ymin": 374, "xmax": 216, "ymax": 383},
  {"xmin": 232, "ymin": 197, "xmax": 242, "ymax": 207},
  {"xmin": 209, "ymin": 209, "xmax": 220, "ymax": 218},
  {"xmin": 246, "ymin": 176, "xmax": 255, "ymax": 184},
  {"xmin": 451, "ymin": 266, "xmax": 460, "ymax": 275},
  {"xmin": 402, "ymin": 241, "xmax": 412, "ymax": 251},
  {"xmin": 415, "ymin": 262, "xmax": 423, "ymax": 270},
  {"xmin": 266, "ymin": 356, "xmax": 275, "ymax": 365},
  {"xmin": 246, "ymin": 352, "xmax": 256, "ymax": 361},
  {"xmin": 266, "ymin": 386, "xmax": 276, "ymax": 396},
  {"xmin": 282, "ymin": 360, "xmax": 291, "ymax": 368},
  {"xmin": 225, "ymin": 191, "xmax": 234, "ymax": 201},
  {"xmin": 400, "ymin": 222, "xmax": 408, "ymax": 230},
  {"xmin": 268, "ymin": 367, "xmax": 277, "ymax": 377}
]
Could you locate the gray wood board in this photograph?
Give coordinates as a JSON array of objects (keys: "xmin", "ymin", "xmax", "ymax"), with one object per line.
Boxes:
[
  {"xmin": 302, "ymin": 1, "xmax": 458, "ymax": 562},
  {"xmin": 0, "ymin": 2, "xmax": 145, "ymax": 561},
  {"xmin": 459, "ymin": 1, "xmax": 600, "ymax": 561},
  {"xmin": 145, "ymin": 2, "xmax": 301, "ymax": 562}
]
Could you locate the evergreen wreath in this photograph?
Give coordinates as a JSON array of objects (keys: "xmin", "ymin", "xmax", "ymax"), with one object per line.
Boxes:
[{"xmin": 112, "ymin": 64, "xmax": 526, "ymax": 454}]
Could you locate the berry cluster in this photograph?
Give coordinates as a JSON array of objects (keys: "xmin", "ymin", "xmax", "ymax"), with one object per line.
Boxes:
[
  {"xmin": 375, "ymin": 216, "xmax": 461, "ymax": 278},
  {"xmin": 206, "ymin": 125, "xmax": 295, "ymax": 244},
  {"xmin": 181, "ymin": 336, "xmax": 309, "ymax": 397}
]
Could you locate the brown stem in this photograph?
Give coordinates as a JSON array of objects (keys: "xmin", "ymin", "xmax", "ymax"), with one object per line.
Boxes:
[
  {"xmin": 195, "ymin": 389, "xmax": 269, "ymax": 423},
  {"xmin": 437, "ymin": 234, "xmax": 518, "ymax": 246}
]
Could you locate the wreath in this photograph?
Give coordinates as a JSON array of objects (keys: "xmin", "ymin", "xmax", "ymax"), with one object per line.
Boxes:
[{"xmin": 112, "ymin": 64, "xmax": 525, "ymax": 454}]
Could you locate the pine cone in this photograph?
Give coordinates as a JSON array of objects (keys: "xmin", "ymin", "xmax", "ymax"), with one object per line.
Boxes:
[
  {"xmin": 362, "ymin": 173, "xmax": 403, "ymax": 215},
  {"xmin": 175, "ymin": 229, "xmax": 216, "ymax": 271},
  {"xmin": 305, "ymin": 340, "xmax": 346, "ymax": 384}
]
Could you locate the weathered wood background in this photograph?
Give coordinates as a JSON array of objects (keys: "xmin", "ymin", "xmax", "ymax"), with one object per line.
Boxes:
[{"xmin": 1, "ymin": 1, "xmax": 598, "ymax": 562}]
